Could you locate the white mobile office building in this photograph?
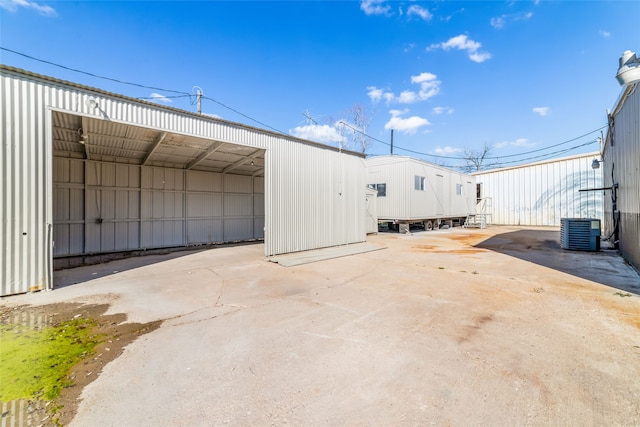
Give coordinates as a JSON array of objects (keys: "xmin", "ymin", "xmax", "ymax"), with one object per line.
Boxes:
[
  {"xmin": 365, "ymin": 156, "xmax": 476, "ymax": 231},
  {"xmin": 1, "ymin": 66, "xmax": 367, "ymax": 296}
]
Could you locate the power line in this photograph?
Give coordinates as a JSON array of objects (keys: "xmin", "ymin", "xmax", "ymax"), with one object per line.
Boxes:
[
  {"xmin": 201, "ymin": 96, "xmax": 287, "ymax": 135},
  {"xmin": 1, "ymin": 47, "xmax": 289, "ymax": 135},
  {"xmin": 341, "ymin": 120, "xmax": 605, "ymax": 161},
  {"xmin": 1, "ymin": 47, "xmax": 191, "ymax": 96},
  {"xmin": 0, "ymin": 46, "xmax": 606, "ymax": 161}
]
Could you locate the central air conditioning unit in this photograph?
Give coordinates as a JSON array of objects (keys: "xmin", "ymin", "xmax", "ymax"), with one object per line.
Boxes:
[{"xmin": 560, "ymin": 218, "xmax": 601, "ymax": 251}]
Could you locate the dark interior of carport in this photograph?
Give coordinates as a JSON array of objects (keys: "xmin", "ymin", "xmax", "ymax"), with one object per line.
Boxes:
[{"xmin": 51, "ymin": 111, "xmax": 266, "ymax": 269}]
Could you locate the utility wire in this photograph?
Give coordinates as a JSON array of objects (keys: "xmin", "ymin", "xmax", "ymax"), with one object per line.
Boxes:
[
  {"xmin": 341, "ymin": 120, "xmax": 605, "ymax": 161},
  {"xmin": 201, "ymin": 96, "xmax": 287, "ymax": 135},
  {"xmin": 1, "ymin": 47, "xmax": 190, "ymax": 95},
  {"xmin": 1, "ymin": 46, "xmax": 606, "ymax": 162},
  {"xmin": 1, "ymin": 47, "xmax": 290, "ymax": 135}
]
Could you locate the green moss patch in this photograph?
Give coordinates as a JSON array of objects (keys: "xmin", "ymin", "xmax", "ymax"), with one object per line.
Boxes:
[{"xmin": 0, "ymin": 317, "xmax": 101, "ymax": 401}]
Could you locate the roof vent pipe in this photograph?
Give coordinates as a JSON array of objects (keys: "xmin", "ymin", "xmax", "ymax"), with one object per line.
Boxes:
[{"xmin": 615, "ymin": 50, "xmax": 640, "ymax": 86}]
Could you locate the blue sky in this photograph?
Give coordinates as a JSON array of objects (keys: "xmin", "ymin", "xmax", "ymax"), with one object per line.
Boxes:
[{"xmin": 1, "ymin": 1, "xmax": 638, "ymax": 169}]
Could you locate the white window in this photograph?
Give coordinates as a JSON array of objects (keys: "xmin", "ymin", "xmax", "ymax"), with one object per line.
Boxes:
[
  {"xmin": 414, "ymin": 175, "xmax": 425, "ymax": 191},
  {"xmin": 456, "ymin": 184, "xmax": 463, "ymax": 195}
]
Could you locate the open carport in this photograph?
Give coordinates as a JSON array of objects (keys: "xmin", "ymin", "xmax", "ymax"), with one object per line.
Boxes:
[
  {"xmin": 4, "ymin": 226, "xmax": 639, "ymax": 426},
  {"xmin": 1, "ymin": 65, "xmax": 368, "ymax": 296}
]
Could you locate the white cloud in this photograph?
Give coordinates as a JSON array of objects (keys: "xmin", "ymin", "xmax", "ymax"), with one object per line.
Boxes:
[
  {"xmin": 368, "ymin": 72, "xmax": 441, "ymax": 105},
  {"xmin": 0, "ymin": 0, "xmax": 56, "ymax": 16},
  {"xmin": 433, "ymin": 106, "xmax": 454, "ymax": 115},
  {"xmin": 490, "ymin": 12, "xmax": 533, "ymax": 29},
  {"xmin": 360, "ymin": 0, "xmax": 391, "ymax": 16},
  {"xmin": 511, "ymin": 138, "xmax": 535, "ymax": 147},
  {"xmin": 434, "ymin": 146, "xmax": 462, "ymax": 155},
  {"xmin": 490, "ymin": 16, "xmax": 506, "ymax": 29},
  {"xmin": 150, "ymin": 93, "xmax": 172, "ymax": 104},
  {"xmin": 428, "ymin": 34, "xmax": 491, "ymax": 63},
  {"xmin": 290, "ymin": 124, "xmax": 346, "ymax": 144},
  {"xmin": 407, "ymin": 4, "xmax": 432, "ymax": 21},
  {"xmin": 384, "ymin": 109, "xmax": 430, "ymax": 134},
  {"xmin": 599, "ymin": 30, "xmax": 611, "ymax": 38},
  {"xmin": 532, "ymin": 106, "xmax": 550, "ymax": 116},
  {"xmin": 469, "ymin": 52, "xmax": 492, "ymax": 63},
  {"xmin": 439, "ymin": 34, "xmax": 480, "ymax": 51},
  {"xmin": 366, "ymin": 86, "xmax": 384, "ymax": 102},
  {"xmin": 496, "ymin": 138, "xmax": 535, "ymax": 148}
]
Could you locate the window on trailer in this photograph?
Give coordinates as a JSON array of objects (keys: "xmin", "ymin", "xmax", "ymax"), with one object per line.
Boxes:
[
  {"xmin": 456, "ymin": 184, "xmax": 463, "ymax": 195},
  {"xmin": 415, "ymin": 176, "xmax": 426, "ymax": 191},
  {"xmin": 368, "ymin": 183, "xmax": 386, "ymax": 197}
]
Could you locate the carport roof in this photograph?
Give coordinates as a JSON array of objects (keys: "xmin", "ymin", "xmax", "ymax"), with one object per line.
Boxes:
[
  {"xmin": 53, "ymin": 111, "xmax": 267, "ymax": 176},
  {"xmin": 2, "ymin": 65, "xmax": 365, "ymax": 176}
]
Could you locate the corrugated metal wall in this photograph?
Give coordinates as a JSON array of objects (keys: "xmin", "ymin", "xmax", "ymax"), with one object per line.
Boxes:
[
  {"xmin": 603, "ymin": 81, "xmax": 640, "ymax": 270},
  {"xmin": 1, "ymin": 71, "xmax": 52, "ymax": 295},
  {"xmin": 1, "ymin": 67, "xmax": 366, "ymax": 296},
  {"xmin": 365, "ymin": 156, "xmax": 476, "ymax": 221},
  {"xmin": 474, "ymin": 153, "xmax": 603, "ymax": 226},
  {"xmin": 52, "ymin": 159, "xmax": 264, "ymax": 258}
]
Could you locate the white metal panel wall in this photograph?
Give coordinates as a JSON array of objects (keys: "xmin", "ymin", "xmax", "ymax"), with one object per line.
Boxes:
[
  {"xmin": 1, "ymin": 67, "xmax": 366, "ymax": 294},
  {"xmin": 86, "ymin": 162, "xmax": 141, "ymax": 252},
  {"xmin": 603, "ymin": 82, "xmax": 640, "ymax": 270},
  {"xmin": 475, "ymin": 153, "xmax": 603, "ymax": 226},
  {"xmin": 254, "ymin": 176, "xmax": 265, "ymax": 239},
  {"xmin": 53, "ymin": 158, "xmax": 84, "ymax": 256},
  {"xmin": 140, "ymin": 166, "xmax": 184, "ymax": 248},
  {"xmin": 1, "ymin": 70, "xmax": 51, "ymax": 295},
  {"xmin": 265, "ymin": 145, "xmax": 366, "ymax": 254}
]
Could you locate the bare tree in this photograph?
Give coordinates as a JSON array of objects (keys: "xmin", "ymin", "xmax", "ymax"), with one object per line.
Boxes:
[
  {"xmin": 340, "ymin": 103, "xmax": 373, "ymax": 154},
  {"xmin": 460, "ymin": 142, "xmax": 499, "ymax": 173}
]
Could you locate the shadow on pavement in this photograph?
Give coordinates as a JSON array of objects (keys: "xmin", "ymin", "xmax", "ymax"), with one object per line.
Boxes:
[
  {"xmin": 475, "ymin": 229, "xmax": 640, "ymax": 295},
  {"xmin": 53, "ymin": 241, "xmax": 262, "ymax": 290}
]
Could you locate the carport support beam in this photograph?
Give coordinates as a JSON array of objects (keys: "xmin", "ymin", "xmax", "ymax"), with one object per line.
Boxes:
[
  {"xmin": 186, "ymin": 141, "xmax": 225, "ymax": 170},
  {"xmin": 142, "ymin": 132, "xmax": 168, "ymax": 166}
]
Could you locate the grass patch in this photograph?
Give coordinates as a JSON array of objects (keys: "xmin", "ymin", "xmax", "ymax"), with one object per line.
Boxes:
[
  {"xmin": 0, "ymin": 317, "xmax": 101, "ymax": 401},
  {"xmin": 614, "ymin": 291, "xmax": 633, "ymax": 298}
]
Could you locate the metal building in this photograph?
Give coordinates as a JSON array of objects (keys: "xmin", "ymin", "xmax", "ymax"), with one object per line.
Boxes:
[
  {"xmin": 602, "ymin": 50, "xmax": 640, "ymax": 270},
  {"xmin": 1, "ymin": 66, "xmax": 367, "ymax": 296},
  {"xmin": 474, "ymin": 153, "xmax": 603, "ymax": 226},
  {"xmin": 365, "ymin": 156, "xmax": 476, "ymax": 231}
]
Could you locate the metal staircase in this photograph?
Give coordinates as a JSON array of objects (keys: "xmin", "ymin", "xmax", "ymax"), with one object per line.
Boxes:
[{"xmin": 463, "ymin": 197, "xmax": 492, "ymax": 229}]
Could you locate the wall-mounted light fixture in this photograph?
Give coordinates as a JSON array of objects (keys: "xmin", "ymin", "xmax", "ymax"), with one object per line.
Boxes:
[{"xmin": 591, "ymin": 159, "xmax": 601, "ymax": 169}]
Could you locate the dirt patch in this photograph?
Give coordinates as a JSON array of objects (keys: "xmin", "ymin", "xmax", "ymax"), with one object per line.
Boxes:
[
  {"xmin": 447, "ymin": 233, "xmax": 493, "ymax": 246},
  {"xmin": 412, "ymin": 245, "xmax": 487, "ymax": 254},
  {"xmin": 412, "ymin": 245, "xmax": 436, "ymax": 251},
  {"xmin": 0, "ymin": 303, "xmax": 161, "ymax": 426}
]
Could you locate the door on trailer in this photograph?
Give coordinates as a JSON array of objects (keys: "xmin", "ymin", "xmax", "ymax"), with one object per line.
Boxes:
[{"xmin": 436, "ymin": 174, "xmax": 444, "ymax": 216}]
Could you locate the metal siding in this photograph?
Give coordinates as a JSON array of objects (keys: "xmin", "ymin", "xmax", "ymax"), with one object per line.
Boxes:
[
  {"xmin": 475, "ymin": 153, "xmax": 603, "ymax": 226},
  {"xmin": 265, "ymin": 143, "xmax": 365, "ymax": 255},
  {"xmin": 366, "ymin": 156, "xmax": 475, "ymax": 221},
  {"xmin": 1, "ymin": 71, "xmax": 50, "ymax": 295},
  {"xmin": 52, "ymin": 158, "xmax": 85, "ymax": 256},
  {"xmin": 603, "ymin": 82, "xmax": 640, "ymax": 270},
  {"xmin": 1, "ymin": 68, "xmax": 366, "ymax": 295}
]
